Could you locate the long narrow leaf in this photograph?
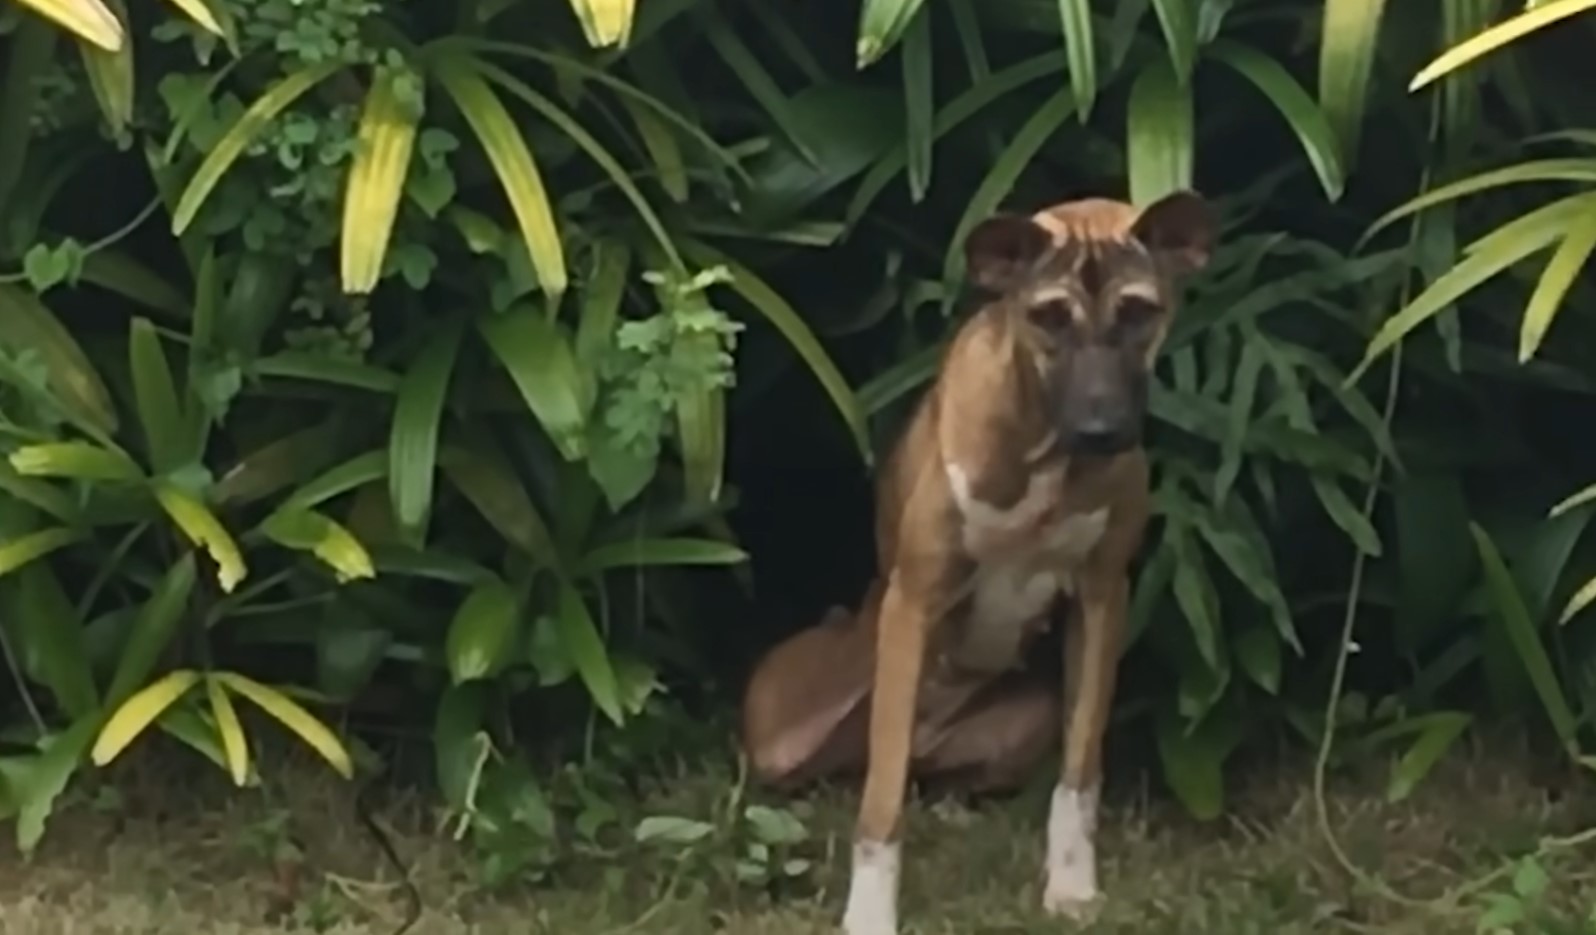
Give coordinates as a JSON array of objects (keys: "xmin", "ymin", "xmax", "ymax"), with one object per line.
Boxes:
[
  {"xmin": 1058, "ymin": 0, "xmax": 1098, "ymax": 119},
  {"xmin": 1317, "ymin": 0, "xmax": 1389, "ymax": 169},
  {"xmin": 171, "ymin": 62, "xmax": 344, "ymax": 233},
  {"xmin": 0, "ymin": 284, "xmax": 119, "ymax": 434},
  {"xmin": 1412, "ymin": 0, "xmax": 1596, "ymax": 90},
  {"xmin": 11, "ymin": 0, "xmax": 122, "ymax": 50},
  {"xmin": 1210, "ymin": 40, "xmax": 1345, "ymax": 201},
  {"xmin": 389, "ymin": 324, "xmax": 463, "ymax": 539},
  {"xmin": 432, "ymin": 51, "xmax": 566, "ymax": 299},
  {"xmin": 477, "ymin": 306, "xmax": 589, "ymax": 461},
  {"xmin": 1126, "ymin": 56, "xmax": 1193, "ymax": 207},
  {"xmin": 1520, "ymin": 209, "xmax": 1596, "ymax": 362},
  {"xmin": 901, "ymin": 9, "xmax": 934, "ymax": 202},
  {"xmin": 128, "ymin": 317, "xmax": 187, "ymax": 473},
  {"xmin": 340, "ymin": 64, "xmax": 423, "ymax": 294}
]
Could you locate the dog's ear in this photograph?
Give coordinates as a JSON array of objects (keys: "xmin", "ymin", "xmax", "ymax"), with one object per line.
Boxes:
[
  {"xmin": 964, "ymin": 214, "xmax": 1053, "ymax": 293},
  {"xmin": 1129, "ymin": 190, "xmax": 1215, "ymax": 276}
]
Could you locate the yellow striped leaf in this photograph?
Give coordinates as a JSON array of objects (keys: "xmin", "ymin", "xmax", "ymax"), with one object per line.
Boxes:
[
  {"xmin": 856, "ymin": 0, "xmax": 927, "ymax": 67},
  {"xmin": 160, "ymin": 0, "xmax": 225, "ymax": 37},
  {"xmin": 432, "ymin": 51, "xmax": 566, "ymax": 300},
  {"xmin": 340, "ymin": 65, "xmax": 423, "ymax": 294},
  {"xmin": 0, "ymin": 527, "xmax": 85, "ymax": 577},
  {"xmin": 259, "ymin": 507, "xmax": 376, "ymax": 583},
  {"xmin": 91, "ymin": 669, "xmax": 202, "ymax": 767},
  {"xmin": 214, "ymin": 672, "xmax": 355, "ymax": 779},
  {"xmin": 205, "ymin": 676, "xmax": 251, "ymax": 787},
  {"xmin": 9, "ymin": 441, "xmax": 141, "ymax": 481},
  {"xmin": 567, "ymin": 0, "xmax": 635, "ymax": 49},
  {"xmin": 154, "ymin": 484, "xmax": 247, "ymax": 592},
  {"xmin": 1520, "ymin": 208, "xmax": 1596, "ymax": 362},
  {"xmin": 11, "ymin": 0, "xmax": 122, "ymax": 50},
  {"xmin": 1412, "ymin": 0, "xmax": 1596, "ymax": 91},
  {"xmin": 77, "ymin": 0, "xmax": 134, "ymax": 138}
]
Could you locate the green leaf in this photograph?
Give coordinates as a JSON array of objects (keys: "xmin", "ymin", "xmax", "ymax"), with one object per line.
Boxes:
[
  {"xmin": 0, "ymin": 461, "xmax": 75, "ymax": 523},
  {"xmin": 1168, "ymin": 523, "xmax": 1221, "ymax": 667},
  {"xmin": 1311, "ymin": 475, "xmax": 1382, "ymax": 556},
  {"xmin": 1154, "ymin": 704, "xmax": 1238, "ymax": 821},
  {"xmin": 1353, "ymin": 193, "xmax": 1594, "ymax": 381},
  {"xmin": 78, "ymin": 0, "xmax": 133, "ymax": 140},
  {"xmin": 900, "ymin": 9, "xmax": 933, "ymax": 202},
  {"xmin": 104, "ymin": 553, "xmax": 196, "ymax": 708},
  {"xmin": 0, "ymin": 527, "xmax": 85, "ymax": 577},
  {"xmin": 477, "ymin": 307, "xmax": 588, "ymax": 461},
  {"xmin": 1411, "ymin": 0, "xmax": 1596, "ymax": 90},
  {"xmin": 1386, "ymin": 711, "xmax": 1471, "ymax": 803},
  {"xmin": 1057, "ymin": 0, "xmax": 1098, "ymax": 120},
  {"xmin": 575, "ymin": 238, "xmax": 632, "ymax": 372},
  {"xmin": 1126, "ymin": 56, "xmax": 1192, "ymax": 207},
  {"xmin": 1520, "ymin": 208, "xmax": 1596, "ymax": 362},
  {"xmin": 445, "ymin": 576, "xmax": 520, "ymax": 684},
  {"xmin": 154, "ymin": 484, "xmax": 246, "ymax": 592},
  {"xmin": 679, "ymin": 240, "xmax": 870, "ymax": 466},
  {"xmin": 471, "ymin": 58, "xmax": 679, "ymax": 271},
  {"xmin": 1150, "ymin": 0, "xmax": 1198, "ymax": 84},
  {"xmin": 171, "ymin": 61, "xmax": 343, "ymax": 233},
  {"xmin": 433, "ymin": 682, "xmax": 489, "ymax": 811},
  {"xmin": 1214, "ymin": 338, "xmax": 1263, "ymax": 504},
  {"xmin": 856, "ymin": 0, "xmax": 926, "ymax": 67},
  {"xmin": 251, "ymin": 351, "xmax": 401, "ymax": 394},
  {"xmin": 1317, "ymin": 0, "xmax": 1389, "ymax": 170},
  {"xmin": 1234, "ymin": 627, "xmax": 1281, "ymax": 695},
  {"xmin": 1470, "ymin": 521, "xmax": 1580, "ymax": 755},
  {"xmin": 942, "ymin": 87, "xmax": 1076, "ymax": 297},
  {"xmin": 127, "ymin": 317, "xmax": 187, "ymax": 474},
  {"xmin": 388, "ymin": 323, "xmax": 463, "ymax": 539},
  {"xmin": 0, "ymin": 283, "xmax": 118, "ymax": 435},
  {"xmin": 554, "ymin": 578, "xmax": 623, "ymax": 725},
  {"xmin": 432, "ymin": 51, "xmax": 566, "ymax": 299},
  {"xmin": 9, "ymin": 442, "xmax": 141, "ymax": 482},
  {"xmin": 616, "ymin": 95, "xmax": 687, "ymax": 203},
  {"xmin": 14, "ymin": 715, "xmax": 99, "ymax": 855},
  {"xmin": 1193, "ymin": 509, "xmax": 1298, "ymax": 652},
  {"xmin": 845, "ymin": 53, "xmax": 1057, "ymax": 227},
  {"xmin": 696, "ymin": 6, "xmax": 818, "ymax": 164},
  {"xmin": 1209, "ymin": 39, "xmax": 1345, "ymax": 201},
  {"xmin": 438, "ymin": 440, "xmax": 560, "ymax": 568},
  {"xmin": 279, "ymin": 450, "xmax": 388, "ymax": 513},
  {"xmin": 1359, "ymin": 158, "xmax": 1596, "ymax": 248},
  {"xmin": 10, "ymin": 564, "xmax": 97, "ymax": 717},
  {"xmin": 259, "ymin": 508, "xmax": 375, "ymax": 583},
  {"xmin": 581, "ymin": 537, "xmax": 747, "ymax": 574}
]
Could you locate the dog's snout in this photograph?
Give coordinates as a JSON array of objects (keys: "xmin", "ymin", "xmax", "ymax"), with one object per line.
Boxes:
[{"xmin": 1059, "ymin": 347, "xmax": 1141, "ymax": 454}]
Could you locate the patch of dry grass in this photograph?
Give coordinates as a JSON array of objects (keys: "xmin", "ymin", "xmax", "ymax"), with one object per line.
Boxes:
[{"xmin": 0, "ymin": 731, "xmax": 1594, "ymax": 934}]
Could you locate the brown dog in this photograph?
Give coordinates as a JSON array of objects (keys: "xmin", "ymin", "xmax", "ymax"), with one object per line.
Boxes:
[{"xmin": 740, "ymin": 191, "xmax": 1214, "ymax": 934}]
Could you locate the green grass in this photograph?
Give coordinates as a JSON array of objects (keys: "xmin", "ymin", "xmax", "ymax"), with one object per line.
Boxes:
[{"xmin": 2, "ymin": 731, "xmax": 1595, "ymax": 934}]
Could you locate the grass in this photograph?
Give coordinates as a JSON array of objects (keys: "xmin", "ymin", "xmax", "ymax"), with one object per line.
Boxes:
[{"xmin": 2, "ymin": 729, "xmax": 1595, "ymax": 934}]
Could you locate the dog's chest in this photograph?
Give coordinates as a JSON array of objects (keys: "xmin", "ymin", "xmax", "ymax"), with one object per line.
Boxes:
[{"xmin": 943, "ymin": 464, "xmax": 1111, "ymax": 672}]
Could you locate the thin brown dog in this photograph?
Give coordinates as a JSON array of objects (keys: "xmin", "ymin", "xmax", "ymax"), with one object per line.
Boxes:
[{"xmin": 740, "ymin": 192, "xmax": 1215, "ymax": 934}]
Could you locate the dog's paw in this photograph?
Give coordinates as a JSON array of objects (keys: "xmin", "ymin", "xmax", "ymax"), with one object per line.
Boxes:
[{"xmin": 1042, "ymin": 886, "xmax": 1103, "ymax": 923}]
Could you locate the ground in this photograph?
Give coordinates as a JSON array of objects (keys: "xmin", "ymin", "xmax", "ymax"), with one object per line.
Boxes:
[{"xmin": 2, "ymin": 732, "xmax": 1594, "ymax": 934}]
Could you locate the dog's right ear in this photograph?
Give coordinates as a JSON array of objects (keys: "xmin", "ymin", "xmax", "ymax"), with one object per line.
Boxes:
[{"xmin": 963, "ymin": 214, "xmax": 1052, "ymax": 293}]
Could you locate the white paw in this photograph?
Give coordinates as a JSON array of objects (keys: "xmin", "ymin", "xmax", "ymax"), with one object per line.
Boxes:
[
  {"xmin": 841, "ymin": 839, "xmax": 900, "ymax": 935},
  {"xmin": 1043, "ymin": 782, "xmax": 1101, "ymax": 922}
]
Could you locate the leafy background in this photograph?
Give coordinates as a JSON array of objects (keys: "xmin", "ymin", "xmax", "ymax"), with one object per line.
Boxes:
[{"xmin": 5, "ymin": 0, "xmax": 1596, "ymax": 904}]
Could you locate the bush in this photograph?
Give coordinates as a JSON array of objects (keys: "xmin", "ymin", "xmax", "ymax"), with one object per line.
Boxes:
[{"xmin": 3, "ymin": 0, "xmax": 1596, "ymax": 886}]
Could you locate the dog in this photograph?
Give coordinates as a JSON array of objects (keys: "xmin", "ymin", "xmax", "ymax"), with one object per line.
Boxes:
[{"xmin": 739, "ymin": 191, "xmax": 1214, "ymax": 934}]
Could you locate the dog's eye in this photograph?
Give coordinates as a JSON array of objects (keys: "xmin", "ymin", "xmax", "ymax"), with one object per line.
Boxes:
[
  {"xmin": 1027, "ymin": 300, "xmax": 1074, "ymax": 333},
  {"xmin": 1114, "ymin": 298, "xmax": 1162, "ymax": 334}
]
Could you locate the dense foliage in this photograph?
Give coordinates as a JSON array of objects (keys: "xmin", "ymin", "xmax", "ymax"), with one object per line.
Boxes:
[{"xmin": 4, "ymin": 0, "xmax": 1596, "ymax": 894}]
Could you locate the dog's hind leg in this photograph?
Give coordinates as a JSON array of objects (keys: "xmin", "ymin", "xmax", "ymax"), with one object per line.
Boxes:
[
  {"xmin": 739, "ymin": 589, "xmax": 883, "ymax": 787},
  {"xmin": 914, "ymin": 673, "xmax": 1060, "ymax": 795}
]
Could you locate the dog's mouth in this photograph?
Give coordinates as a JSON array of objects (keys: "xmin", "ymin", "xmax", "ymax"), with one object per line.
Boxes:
[{"xmin": 1062, "ymin": 427, "xmax": 1138, "ymax": 456}]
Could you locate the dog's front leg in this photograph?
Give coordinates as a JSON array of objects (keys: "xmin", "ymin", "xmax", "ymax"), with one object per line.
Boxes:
[
  {"xmin": 1043, "ymin": 568, "xmax": 1127, "ymax": 919},
  {"xmin": 842, "ymin": 577, "xmax": 927, "ymax": 935}
]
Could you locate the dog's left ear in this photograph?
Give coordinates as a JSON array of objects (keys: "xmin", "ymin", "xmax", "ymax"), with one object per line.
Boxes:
[
  {"xmin": 963, "ymin": 214, "xmax": 1053, "ymax": 293},
  {"xmin": 1129, "ymin": 190, "xmax": 1215, "ymax": 276}
]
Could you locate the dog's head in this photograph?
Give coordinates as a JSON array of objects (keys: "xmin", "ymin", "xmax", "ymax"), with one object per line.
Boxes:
[{"xmin": 961, "ymin": 190, "xmax": 1215, "ymax": 457}]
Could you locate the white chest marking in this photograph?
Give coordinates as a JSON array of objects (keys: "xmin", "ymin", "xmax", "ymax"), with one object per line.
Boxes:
[{"xmin": 944, "ymin": 461, "xmax": 1110, "ymax": 671}]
